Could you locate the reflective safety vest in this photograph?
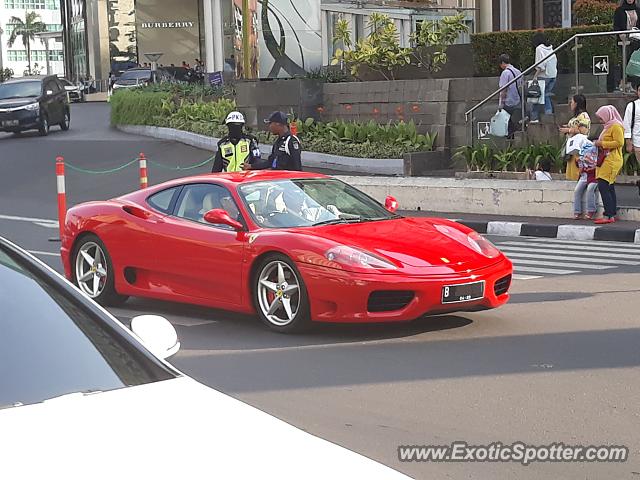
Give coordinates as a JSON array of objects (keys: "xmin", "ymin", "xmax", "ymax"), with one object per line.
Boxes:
[{"xmin": 219, "ymin": 138, "xmax": 251, "ymax": 172}]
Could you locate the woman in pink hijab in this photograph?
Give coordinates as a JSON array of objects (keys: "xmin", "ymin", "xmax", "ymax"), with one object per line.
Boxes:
[{"xmin": 594, "ymin": 105, "xmax": 624, "ymax": 223}]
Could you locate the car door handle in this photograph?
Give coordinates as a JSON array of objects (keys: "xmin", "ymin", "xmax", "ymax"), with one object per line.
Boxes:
[{"xmin": 122, "ymin": 205, "xmax": 152, "ymax": 219}]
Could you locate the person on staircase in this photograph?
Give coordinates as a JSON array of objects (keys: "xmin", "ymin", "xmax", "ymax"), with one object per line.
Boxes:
[
  {"xmin": 612, "ymin": 0, "xmax": 640, "ymax": 92},
  {"xmin": 497, "ymin": 54, "xmax": 523, "ymax": 140},
  {"xmin": 594, "ymin": 105, "xmax": 625, "ymax": 224},
  {"xmin": 529, "ymin": 32, "xmax": 558, "ymax": 124},
  {"xmin": 560, "ymin": 94, "xmax": 591, "ymax": 181}
]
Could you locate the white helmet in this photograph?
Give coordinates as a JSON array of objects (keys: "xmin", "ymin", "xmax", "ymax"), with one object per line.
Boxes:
[{"xmin": 225, "ymin": 111, "xmax": 245, "ymax": 124}]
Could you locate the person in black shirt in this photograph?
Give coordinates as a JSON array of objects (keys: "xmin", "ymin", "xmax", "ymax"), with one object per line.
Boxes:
[{"xmin": 245, "ymin": 111, "xmax": 302, "ymax": 171}]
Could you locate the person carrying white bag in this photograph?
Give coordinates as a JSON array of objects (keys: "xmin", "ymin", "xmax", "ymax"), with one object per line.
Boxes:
[{"xmin": 497, "ymin": 54, "xmax": 522, "ymax": 139}]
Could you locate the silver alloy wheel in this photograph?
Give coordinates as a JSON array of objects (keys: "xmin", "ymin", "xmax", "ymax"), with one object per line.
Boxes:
[
  {"xmin": 257, "ymin": 260, "xmax": 301, "ymax": 326},
  {"xmin": 41, "ymin": 116, "xmax": 48, "ymax": 133},
  {"xmin": 75, "ymin": 241, "xmax": 108, "ymax": 298},
  {"xmin": 63, "ymin": 112, "xmax": 69, "ymax": 127}
]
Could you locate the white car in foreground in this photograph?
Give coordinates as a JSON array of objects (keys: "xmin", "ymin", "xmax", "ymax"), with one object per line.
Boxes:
[{"xmin": 0, "ymin": 237, "xmax": 409, "ymax": 479}]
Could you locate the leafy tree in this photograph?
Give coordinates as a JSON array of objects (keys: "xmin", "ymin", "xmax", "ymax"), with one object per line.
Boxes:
[
  {"xmin": 6, "ymin": 11, "xmax": 47, "ymax": 75},
  {"xmin": 0, "ymin": 67, "xmax": 14, "ymax": 82},
  {"xmin": 331, "ymin": 12, "xmax": 468, "ymax": 80},
  {"xmin": 332, "ymin": 13, "xmax": 412, "ymax": 81},
  {"xmin": 412, "ymin": 14, "xmax": 469, "ymax": 72}
]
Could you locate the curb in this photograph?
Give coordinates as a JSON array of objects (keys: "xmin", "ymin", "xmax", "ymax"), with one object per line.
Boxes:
[
  {"xmin": 116, "ymin": 125, "xmax": 404, "ymax": 175},
  {"xmin": 457, "ymin": 220, "xmax": 640, "ymax": 244}
]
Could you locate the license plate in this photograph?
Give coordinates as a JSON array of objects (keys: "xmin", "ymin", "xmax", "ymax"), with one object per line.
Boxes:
[
  {"xmin": 2, "ymin": 120, "xmax": 18, "ymax": 127},
  {"xmin": 441, "ymin": 281, "xmax": 485, "ymax": 304}
]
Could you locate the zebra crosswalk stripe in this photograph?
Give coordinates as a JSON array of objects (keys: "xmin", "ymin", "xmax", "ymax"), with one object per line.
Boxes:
[
  {"xmin": 499, "ymin": 246, "xmax": 640, "ymax": 260},
  {"xmin": 514, "ymin": 266, "xmax": 580, "ymax": 275},
  {"xmin": 511, "ymin": 259, "xmax": 614, "ymax": 270},
  {"xmin": 512, "ymin": 274, "xmax": 543, "ymax": 280},
  {"xmin": 493, "ymin": 237, "xmax": 640, "ymax": 280},
  {"xmin": 498, "ymin": 241, "xmax": 640, "ymax": 255},
  {"xmin": 514, "ymin": 237, "xmax": 640, "ymax": 249},
  {"xmin": 502, "ymin": 251, "xmax": 640, "ymax": 265}
]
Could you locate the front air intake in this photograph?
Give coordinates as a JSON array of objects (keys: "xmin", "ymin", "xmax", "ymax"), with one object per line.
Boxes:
[
  {"xmin": 367, "ymin": 291, "xmax": 415, "ymax": 312},
  {"xmin": 494, "ymin": 275, "xmax": 512, "ymax": 296}
]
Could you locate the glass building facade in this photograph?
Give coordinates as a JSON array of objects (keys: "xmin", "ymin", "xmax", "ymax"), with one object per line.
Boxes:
[{"xmin": 60, "ymin": 0, "xmax": 323, "ymax": 81}]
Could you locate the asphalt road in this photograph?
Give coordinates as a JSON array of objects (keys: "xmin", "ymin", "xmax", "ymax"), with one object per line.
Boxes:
[{"xmin": 1, "ymin": 104, "xmax": 640, "ymax": 479}]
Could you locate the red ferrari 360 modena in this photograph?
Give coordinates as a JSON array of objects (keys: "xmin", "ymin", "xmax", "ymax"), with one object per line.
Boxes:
[{"xmin": 61, "ymin": 171, "xmax": 512, "ymax": 332}]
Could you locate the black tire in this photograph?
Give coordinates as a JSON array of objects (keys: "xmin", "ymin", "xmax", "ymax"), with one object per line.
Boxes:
[
  {"xmin": 253, "ymin": 253, "xmax": 311, "ymax": 333},
  {"xmin": 38, "ymin": 113, "xmax": 49, "ymax": 136},
  {"xmin": 72, "ymin": 234, "xmax": 128, "ymax": 306},
  {"xmin": 60, "ymin": 109, "xmax": 70, "ymax": 131}
]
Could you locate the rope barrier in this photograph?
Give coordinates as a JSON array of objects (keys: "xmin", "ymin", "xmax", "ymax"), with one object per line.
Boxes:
[
  {"xmin": 147, "ymin": 156, "xmax": 215, "ymax": 171},
  {"xmin": 64, "ymin": 158, "xmax": 140, "ymax": 175},
  {"xmin": 62, "ymin": 155, "xmax": 214, "ymax": 175}
]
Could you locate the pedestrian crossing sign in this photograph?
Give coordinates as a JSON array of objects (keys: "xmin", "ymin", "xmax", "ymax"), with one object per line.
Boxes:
[{"xmin": 593, "ymin": 56, "xmax": 609, "ymax": 76}]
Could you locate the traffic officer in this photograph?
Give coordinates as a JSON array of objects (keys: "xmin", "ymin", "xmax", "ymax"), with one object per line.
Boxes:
[
  {"xmin": 211, "ymin": 111, "xmax": 261, "ymax": 173},
  {"xmin": 244, "ymin": 111, "xmax": 302, "ymax": 171}
]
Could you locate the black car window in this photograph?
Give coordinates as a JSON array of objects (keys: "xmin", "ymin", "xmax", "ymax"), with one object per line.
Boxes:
[
  {"xmin": 120, "ymin": 70, "xmax": 151, "ymax": 81},
  {"xmin": 0, "ymin": 80, "xmax": 41, "ymax": 99},
  {"xmin": 147, "ymin": 186, "xmax": 181, "ymax": 214},
  {"xmin": 0, "ymin": 245, "xmax": 177, "ymax": 409},
  {"xmin": 174, "ymin": 183, "xmax": 242, "ymax": 229}
]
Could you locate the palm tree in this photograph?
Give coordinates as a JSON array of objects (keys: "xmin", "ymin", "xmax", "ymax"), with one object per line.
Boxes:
[{"xmin": 6, "ymin": 12, "xmax": 47, "ymax": 75}]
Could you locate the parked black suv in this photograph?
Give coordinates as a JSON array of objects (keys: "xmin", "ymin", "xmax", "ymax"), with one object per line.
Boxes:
[{"xmin": 0, "ymin": 75, "xmax": 70, "ymax": 136}]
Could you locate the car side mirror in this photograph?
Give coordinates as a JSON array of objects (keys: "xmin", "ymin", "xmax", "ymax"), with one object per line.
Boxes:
[
  {"xmin": 130, "ymin": 315, "xmax": 180, "ymax": 359},
  {"xmin": 385, "ymin": 195, "xmax": 399, "ymax": 213},
  {"xmin": 204, "ymin": 208, "xmax": 243, "ymax": 231}
]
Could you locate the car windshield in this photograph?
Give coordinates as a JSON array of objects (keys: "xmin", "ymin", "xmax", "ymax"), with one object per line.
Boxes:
[
  {"xmin": 0, "ymin": 81, "xmax": 41, "ymax": 99},
  {"xmin": 238, "ymin": 178, "xmax": 398, "ymax": 229},
  {"xmin": 0, "ymin": 244, "xmax": 176, "ymax": 409},
  {"xmin": 119, "ymin": 70, "xmax": 151, "ymax": 81}
]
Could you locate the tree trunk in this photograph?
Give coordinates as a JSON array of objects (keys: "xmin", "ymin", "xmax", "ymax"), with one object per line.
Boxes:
[{"xmin": 26, "ymin": 37, "xmax": 31, "ymax": 75}]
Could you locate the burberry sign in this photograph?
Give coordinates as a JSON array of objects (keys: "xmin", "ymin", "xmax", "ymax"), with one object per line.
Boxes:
[{"xmin": 140, "ymin": 21, "xmax": 195, "ymax": 29}]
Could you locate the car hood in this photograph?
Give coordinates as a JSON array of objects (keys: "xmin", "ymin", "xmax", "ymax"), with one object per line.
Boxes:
[
  {"xmin": 0, "ymin": 377, "xmax": 409, "ymax": 479},
  {"xmin": 0, "ymin": 98, "xmax": 38, "ymax": 109},
  {"xmin": 305, "ymin": 217, "xmax": 497, "ymax": 271}
]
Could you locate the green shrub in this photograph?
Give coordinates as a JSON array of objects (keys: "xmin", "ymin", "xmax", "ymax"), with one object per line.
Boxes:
[
  {"xmin": 295, "ymin": 118, "xmax": 437, "ymax": 152},
  {"xmin": 573, "ymin": 0, "xmax": 616, "ymax": 26},
  {"xmin": 471, "ymin": 24, "xmax": 618, "ymax": 77},
  {"xmin": 453, "ymin": 142, "xmax": 564, "ymax": 172},
  {"xmin": 110, "ymin": 89, "xmax": 170, "ymax": 126},
  {"xmin": 112, "ymin": 89, "xmax": 437, "ymax": 159}
]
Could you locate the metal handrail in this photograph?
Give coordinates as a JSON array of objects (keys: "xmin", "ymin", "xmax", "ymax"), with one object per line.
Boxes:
[{"xmin": 464, "ymin": 29, "xmax": 639, "ymax": 125}]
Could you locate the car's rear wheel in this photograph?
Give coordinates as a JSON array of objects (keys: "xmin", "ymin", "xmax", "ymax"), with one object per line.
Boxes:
[
  {"xmin": 73, "ymin": 234, "xmax": 128, "ymax": 306},
  {"xmin": 254, "ymin": 254, "xmax": 311, "ymax": 333},
  {"xmin": 38, "ymin": 113, "xmax": 49, "ymax": 136},
  {"xmin": 60, "ymin": 109, "xmax": 70, "ymax": 131}
]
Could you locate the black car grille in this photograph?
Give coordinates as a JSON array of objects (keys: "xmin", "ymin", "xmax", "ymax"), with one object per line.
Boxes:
[
  {"xmin": 368, "ymin": 291, "xmax": 415, "ymax": 312},
  {"xmin": 494, "ymin": 275, "xmax": 512, "ymax": 296}
]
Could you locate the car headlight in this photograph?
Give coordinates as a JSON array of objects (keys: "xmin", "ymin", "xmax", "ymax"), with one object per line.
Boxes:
[
  {"xmin": 23, "ymin": 103, "xmax": 39, "ymax": 111},
  {"xmin": 434, "ymin": 224, "xmax": 500, "ymax": 259},
  {"xmin": 325, "ymin": 246, "xmax": 397, "ymax": 270}
]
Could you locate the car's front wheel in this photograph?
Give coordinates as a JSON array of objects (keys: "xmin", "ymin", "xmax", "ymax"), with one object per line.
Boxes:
[
  {"xmin": 38, "ymin": 113, "xmax": 49, "ymax": 136},
  {"xmin": 254, "ymin": 254, "xmax": 311, "ymax": 333},
  {"xmin": 60, "ymin": 109, "xmax": 70, "ymax": 131},
  {"xmin": 73, "ymin": 234, "xmax": 128, "ymax": 306}
]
